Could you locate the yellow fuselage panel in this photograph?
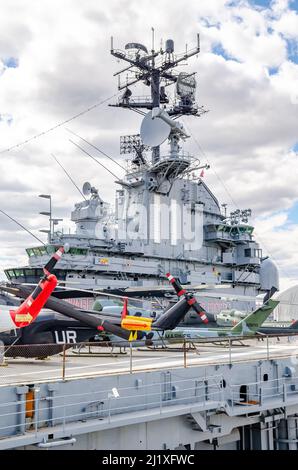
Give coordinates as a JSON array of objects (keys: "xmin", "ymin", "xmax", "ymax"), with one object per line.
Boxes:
[{"xmin": 121, "ymin": 316, "xmax": 153, "ymax": 331}]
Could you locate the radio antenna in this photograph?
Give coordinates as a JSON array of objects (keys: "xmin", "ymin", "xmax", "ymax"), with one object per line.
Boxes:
[
  {"xmin": 0, "ymin": 209, "xmax": 46, "ymax": 245},
  {"xmin": 69, "ymin": 139, "xmax": 121, "ymax": 180},
  {"xmin": 66, "ymin": 128, "xmax": 126, "ymax": 171}
]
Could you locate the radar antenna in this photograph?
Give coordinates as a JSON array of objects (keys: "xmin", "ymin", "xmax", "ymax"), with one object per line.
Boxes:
[{"xmin": 82, "ymin": 181, "xmax": 99, "ymax": 198}]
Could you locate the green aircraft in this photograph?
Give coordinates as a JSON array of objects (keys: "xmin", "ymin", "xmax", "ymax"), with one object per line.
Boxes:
[
  {"xmin": 93, "ymin": 274, "xmax": 280, "ymax": 344},
  {"xmin": 166, "ymin": 298, "xmax": 280, "ymax": 340},
  {"xmin": 93, "ymin": 298, "xmax": 280, "ymax": 346}
]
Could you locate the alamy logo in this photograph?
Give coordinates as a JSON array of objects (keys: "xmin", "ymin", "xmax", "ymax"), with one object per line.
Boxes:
[{"xmin": 95, "ymin": 199, "xmax": 204, "ymax": 248}]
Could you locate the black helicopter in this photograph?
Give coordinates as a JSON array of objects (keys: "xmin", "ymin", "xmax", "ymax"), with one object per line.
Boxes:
[{"xmin": 0, "ymin": 273, "xmax": 210, "ymax": 357}]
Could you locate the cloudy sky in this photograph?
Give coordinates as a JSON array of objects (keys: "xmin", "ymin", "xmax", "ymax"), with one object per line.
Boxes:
[{"xmin": 0, "ymin": 0, "xmax": 297, "ymax": 289}]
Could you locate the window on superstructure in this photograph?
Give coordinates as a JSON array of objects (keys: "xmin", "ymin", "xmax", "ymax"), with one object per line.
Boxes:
[
  {"xmin": 68, "ymin": 248, "xmax": 87, "ymax": 256},
  {"xmin": 5, "ymin": 270, "xmax": 14, "ymax": 279},
  {"xmin": 24, "ymin": 269, "xmax": 34, "ymax": 276},
  {"xmin": 46, "ymin": 245, "xmax": 56, "ymax": 254},
  {"xmin": 14, "ymin": 269, "xmax": 24, "ymax": 277}
]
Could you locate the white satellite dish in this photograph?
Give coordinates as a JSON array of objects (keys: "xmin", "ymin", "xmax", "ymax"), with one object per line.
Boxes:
[
  {"xmin": 140, "ymin": 110, "xmax": 171, "ymax": 147},
  {"xmin": 82, "ymin": 181, "xmax": 92, "ymax": 196}
]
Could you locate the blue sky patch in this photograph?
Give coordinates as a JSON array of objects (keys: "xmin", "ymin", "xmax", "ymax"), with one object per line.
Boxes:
[
  {"xmin": 250, "ymin": 0, "xmax": 272, "ymax": 8},
  {"xmin": 286, "ymin": 39, "xmax": 298, "ymax": 64},
  {"xmin": 212, "ymin": 44, "xmax": 240, "ymax": 62},
  {"xmin": 289, "ymin": 0, "xmax": 298, "ymax": 10},
  {"xmin": 250, "ymin": 0, "xmax": 298, "ymax": 8},
  {"xmin": 268, "ymin": 66, "xmax": 279, "ymax": 75},
  {"xmin": 3, "ymin": 57, "xmax": 18, "ymax": 68},
  {"xmin": 287, "ymin": 202, "xmax": 298, "ymax": 224}
]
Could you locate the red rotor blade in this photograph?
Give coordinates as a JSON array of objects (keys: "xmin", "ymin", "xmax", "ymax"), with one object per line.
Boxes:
[
  {"xmin": 187, "ymin": 297, "xmax": 208, "ymax": 324},
  {"xmin": 166, "ymin": 273, "xmax": 187, "ymax": 297},
  {"xmin": 166, "ymin": 273, "xmax": 208, "ymax": 324}
]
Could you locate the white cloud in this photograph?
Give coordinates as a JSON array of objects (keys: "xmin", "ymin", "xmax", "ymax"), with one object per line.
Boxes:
[
  {"xmin": 273, "ymin": 9, "xmax": 298, "ymax": 38},
  {"xmin": 271, "ymin": 0, "xmax": 291, "ymax": 15},
  {"xmin": 254, "ymin": 211, "xmax": 298, "ymax": 289}
]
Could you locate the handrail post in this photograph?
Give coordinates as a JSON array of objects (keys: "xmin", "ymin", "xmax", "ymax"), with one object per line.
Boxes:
[
  {"xmin": 16, "ymin": 386, "xmax": 29, "ymax": 435},
  {"xmin": 108, "ymin": 396, "xmax": 111, "ymax": 423},
  {"xmin": 129, "ymin": 343, "xmax": 133, "ymax": 374},
  {"xmin": 229, "ymin": 339, "xmax": 232, "ymax": 366},
  {"xmin": 259, "ymin": 386, "xmax": 262, "ymax": 406},
  {"xmin": 62, "ymin": 344, "xmax": 66, "ymax": 380},
  {"xmin": 159, "ymin": 383, "xmax": 162, "ymax": 414},
  {"xmin": 183, "ymin": 339, "xmax": 187, "ymax": 368},
  {"xmin": 283, "ymin": 382, "xmax": 287, "ymax": 403},
  {"xmin": 63, "ymin": 395, "xmax": 66, "ymax": 432},
  {"xmin": 34, "ymin": 387, "xmax": 40, "ymax": 436}
]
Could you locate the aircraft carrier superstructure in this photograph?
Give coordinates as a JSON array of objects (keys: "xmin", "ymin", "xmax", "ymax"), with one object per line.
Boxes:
[{"xmin": 4, "ymin": 34, "xmax": 279, "ymax": 314}]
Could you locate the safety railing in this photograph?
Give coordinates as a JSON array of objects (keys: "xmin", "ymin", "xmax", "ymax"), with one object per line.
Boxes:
[
  {"xmin": 1, "ymin": 368, "xmax": 298, "ymax": 444},
  {"xmin": 0, "ymin": 373, "xmax": 225, "ymax": 441},
  {"xmin": 1, "ymin": 334, "xmax": 298, "ymax": 386},
  {"xmin": 227, "ymin": 374, "xmax": 298, "ymax": 411}
]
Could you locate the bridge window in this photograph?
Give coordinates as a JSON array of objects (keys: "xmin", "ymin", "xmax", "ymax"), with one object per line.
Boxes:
[
  {"xmin": 14, "ymin": 269, "xmax": 24, "ymax": 277},
  {"xmin": 26, "ymin": 248, "xmax": 35, "ymax": 257},
  {"xmin": 24, "ymin": 269, "xmax": 34, "ymax": 276},
  {"xmin": 46, "ymin": 245, "xmax": 56, "ymax": 254},
  {"xmin": 6, "ymin": 270, "xmax": 15, "ymax": 279}
]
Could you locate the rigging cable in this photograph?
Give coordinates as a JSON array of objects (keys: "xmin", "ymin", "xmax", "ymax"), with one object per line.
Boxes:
[
  {"xmin": 66, "ymin": 128, "xmax": 127, "ymax": 171},
  {"xmin": 69, "ymin": 139, "xmax": 121, "ymax": 180},
  {"xmin": 0, "ymin": 209, "xmax": 46, "ymax": 246},
  {"xmin": 0, "ymin": 91, "xmax": 122, "ymax": 155},
  {"xmin": 51, "ymin": 153, "xmax": 86, "ymax": 200}
]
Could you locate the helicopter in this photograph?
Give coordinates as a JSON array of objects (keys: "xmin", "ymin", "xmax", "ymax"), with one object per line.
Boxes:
[
  {"xmin": 0, "ymin": 246, "xmax": 64, "ymax": 336},
  {"xmin": 0, "ymin": 272, "xmax": 281, "ymax": 357},
  {"xmin": 0, "ymin": 272, "xmax": 210, "ymax": 357}
]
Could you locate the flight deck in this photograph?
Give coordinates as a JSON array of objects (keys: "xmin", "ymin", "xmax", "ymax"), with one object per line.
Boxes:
[{"xmin": 0, "ymin": 337, "xmax": 298, "ymax": 387}]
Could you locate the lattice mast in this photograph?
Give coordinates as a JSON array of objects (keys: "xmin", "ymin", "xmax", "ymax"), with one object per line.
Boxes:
[{"xmin": 110, "ymin": 32, "xmax": 205, "ymax": 164}]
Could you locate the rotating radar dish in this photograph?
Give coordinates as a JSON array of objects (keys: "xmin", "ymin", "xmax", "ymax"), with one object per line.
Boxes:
[
  {"xmin": 176, "ymin": 72, "xmax": 196, "ymax": 100},
  {"xmin": 82, "ymin": 181, "xmax": 92, "ymax": 196},
  {"xmin": 140, "ymin": 110, "xmax": 171, "ymax": 147}
]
